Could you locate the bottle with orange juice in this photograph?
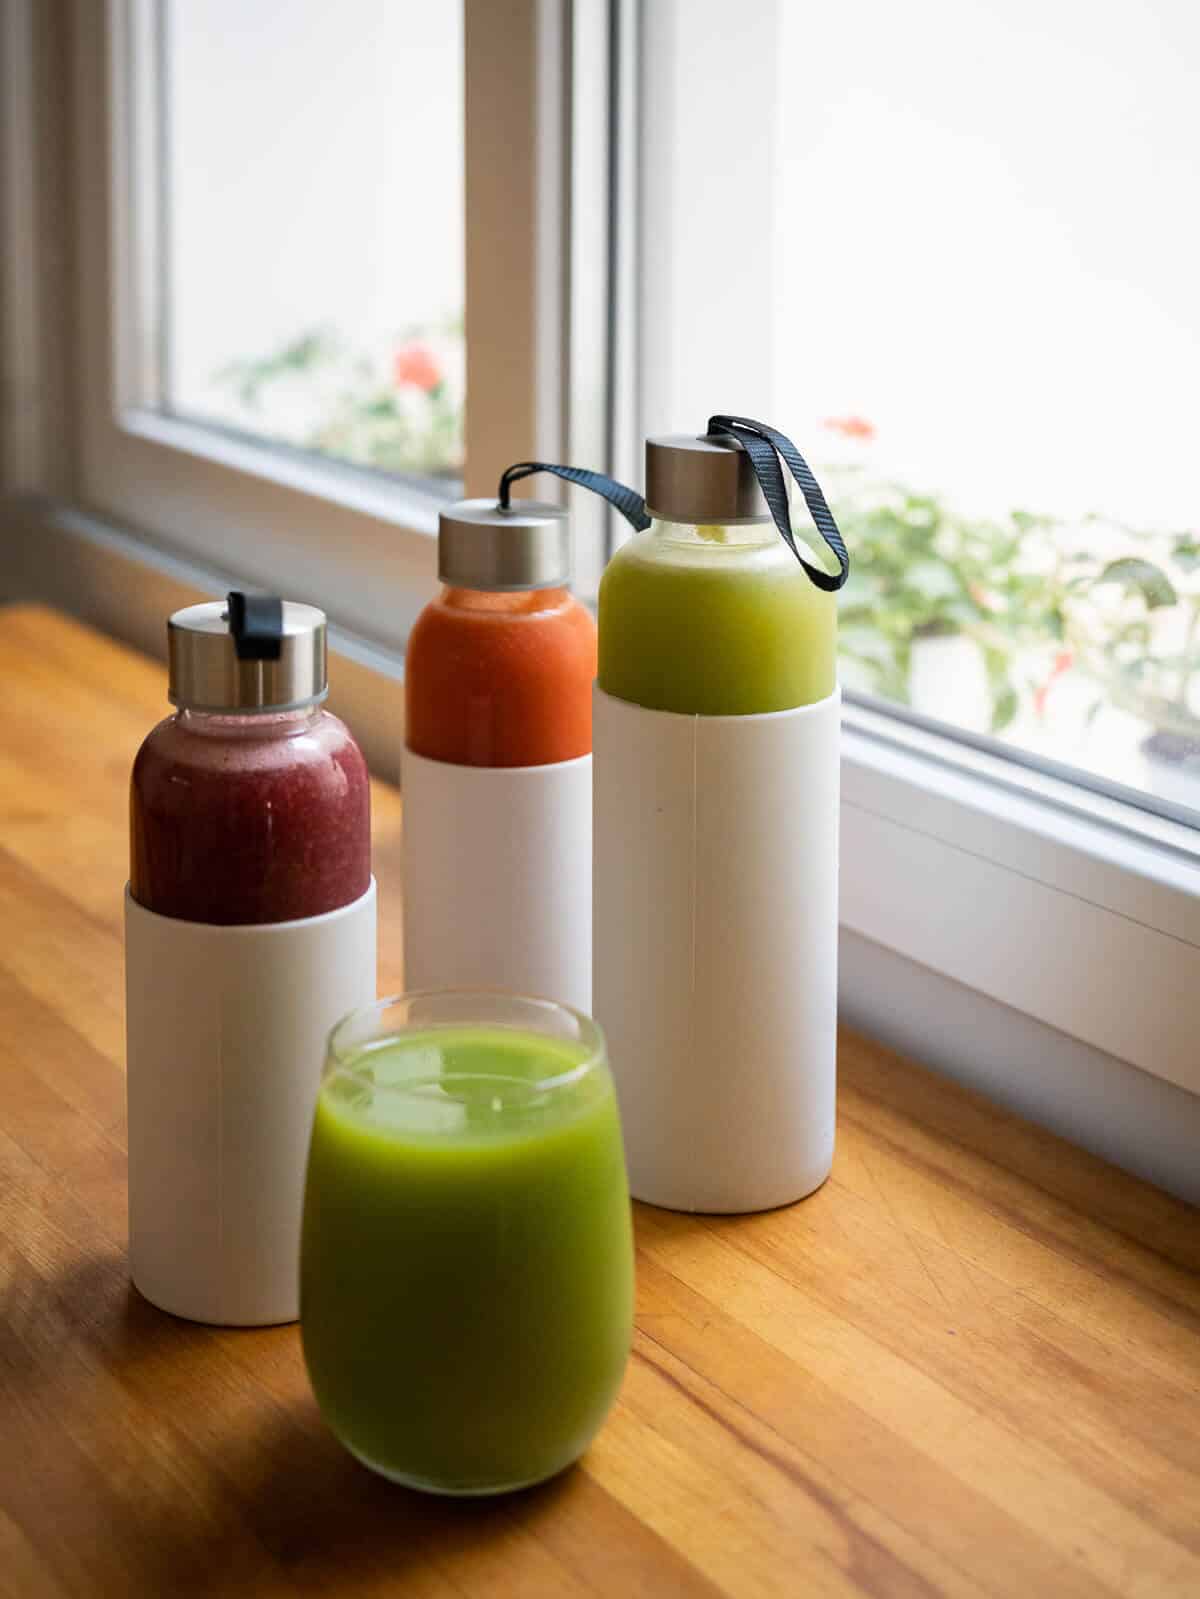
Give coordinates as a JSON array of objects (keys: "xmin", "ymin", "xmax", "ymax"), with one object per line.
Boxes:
[{"xmin": 402, "ymin": 480, "xmax": 616, "ymax": 1010}]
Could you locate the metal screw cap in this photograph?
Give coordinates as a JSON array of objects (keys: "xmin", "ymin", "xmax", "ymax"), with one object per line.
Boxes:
[
  {"xmin": 645, "ymin": 433, "xmax": 771, "ymax": 525},
  {"xmin": 167, "ymin": 598, "xmax": 328, "ymax": 713},
  {"xmin": 438, "ymin": 499, "xmax": 571, "ymax": 591}
]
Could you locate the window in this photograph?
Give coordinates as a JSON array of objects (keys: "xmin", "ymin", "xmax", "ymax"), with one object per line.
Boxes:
[
  {"xmin": 69, "ymin": 0, "xmax": 579, "ymax": 648},
  {"xmin": 638, "ymin": 0, "xmax": 1200, "ymax": 826},
  {"xmin": 163, "ymin": 1, "xmax": 464, "ymax": 487},
  {"xmin": 773, "ymin": 0, "xmax": 1200, "ymax": 823}
]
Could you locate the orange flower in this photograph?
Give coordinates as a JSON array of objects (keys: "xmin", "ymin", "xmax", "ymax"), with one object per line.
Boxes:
[
  {"xmin": 821, "ymin": 415, "xmax": 876, "ymax": 441},
  {"xmin": 393, "ymin": 342, "xmax": 442, "ymax": 393},
  {"xmin": 1034, "ymin": 649, "xmax": 1074, "ymax": 718}
]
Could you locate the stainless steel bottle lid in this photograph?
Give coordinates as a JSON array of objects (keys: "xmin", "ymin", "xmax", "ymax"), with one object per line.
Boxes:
[
  {"xmin": 645, "ymin": 433, "xmax": 771, "ymax": 525},
  {"xmin": 438, "ymin": 499, "xmax": 570, "ymax": 591},
  {"xmin": 167, "ymin": 597, "xmax": 328, "ymax": 712}
]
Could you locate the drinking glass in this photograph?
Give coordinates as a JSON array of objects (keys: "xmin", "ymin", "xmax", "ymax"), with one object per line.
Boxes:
[{"xmin": 300, "ymin": 990, "xmax": 634, "ymax": 1495}]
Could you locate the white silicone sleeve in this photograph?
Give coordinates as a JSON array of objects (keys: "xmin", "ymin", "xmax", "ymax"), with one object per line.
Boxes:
[
  {"xmin": 124, "ymin": 879, "xmax": 377, "ymax": 1326},
  {"xmin": 593, "ymin": 688, "xmax": 840, "ymax": 1213},
  {"xmin": 401, "ymin": 748, "xmax": 592, "ymax": 1013}
]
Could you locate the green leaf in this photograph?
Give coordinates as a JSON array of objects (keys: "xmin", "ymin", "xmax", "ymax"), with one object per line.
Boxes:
[
  {"xmin": 983, "ymin": 644, "xmax": 1010, "ymax": 681},
  {"xmin": 903, "ymin": 497, "xmax": 940, "ymax": 529},
  {"xmin": 838, "ymin": 626, "xmax": 899, "ymax": 670},
  {"xmin": 1095, "ymin": 558, "xmax": 1178, "ymax": 610},
  {"xmin": 1109, "ymin": 625, "xmax": 1152, "ymax": 654},
  {"xmin": 991, "ymin": 685, "xmax": 1019, "ymax": 733},
  {"xmin": 905, "ymin": 561, "xmax": 961, "ymax": 602},
  {"xmin": 1171, "ymin": 536, "xmax": 1200, "ymax": 573},
  {"xmin": 837, "ymin": 573, "xmax": 878, "ymax": 611}
]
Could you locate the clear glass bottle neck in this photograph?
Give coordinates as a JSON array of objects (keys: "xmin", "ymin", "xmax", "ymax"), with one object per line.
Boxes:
[
  {"xmin": 647, "ymin": 517, "xmax": 778, "ymax": 549},
  {"xmin": 175, "ymin": 704, "xmax": 322, "ymax": 739}
]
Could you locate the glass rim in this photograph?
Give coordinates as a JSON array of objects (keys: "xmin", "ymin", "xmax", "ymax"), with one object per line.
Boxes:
[{"xmin": 324, "ymin": 988, "xmax": 607, "ymax": 1098}]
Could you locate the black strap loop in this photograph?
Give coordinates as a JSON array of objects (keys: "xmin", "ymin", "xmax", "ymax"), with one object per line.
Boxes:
[
  {"xmin": 498, "ymin": 461, "xmax": 651, "ymax": 534},
  {"xmin": 227, "ymin": 591, "xmax": 284, "ymax": 661},
  {"xmin": 706, "ymin": 415, "xmax": 850, "ymax": 592}
]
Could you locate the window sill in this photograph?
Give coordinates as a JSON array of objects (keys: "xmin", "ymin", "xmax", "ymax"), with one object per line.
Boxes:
[
  {"xmin": 842, "ymin": 703, "xmax": 1200, "ymax": 1097},
  {"xmin": 1, "ymin": 495, "xmax": 410, "ymax": 777},
  {"xmin": 118, "ymin": 409, "xmax": 453, "ymax": 533}
]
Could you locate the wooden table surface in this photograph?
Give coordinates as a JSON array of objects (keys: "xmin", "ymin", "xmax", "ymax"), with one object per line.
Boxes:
[{"xmin": 1, "ymin": 604, "xmax": 1198, "ymax": 1599}]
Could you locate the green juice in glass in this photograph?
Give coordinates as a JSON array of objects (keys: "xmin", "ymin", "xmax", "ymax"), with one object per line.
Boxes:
[
  {"xmin": 300, "ymin": 1011, "xmax": 633, "ymax": 1496},
  {"xmin": 599, "ymin": 520, "xmax": 837, "ymax": 714}
]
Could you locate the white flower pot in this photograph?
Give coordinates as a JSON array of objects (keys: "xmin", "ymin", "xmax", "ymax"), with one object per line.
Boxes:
[{"xmin": 907, "ymin": 634, "xmax": 992, "ymax": 734}]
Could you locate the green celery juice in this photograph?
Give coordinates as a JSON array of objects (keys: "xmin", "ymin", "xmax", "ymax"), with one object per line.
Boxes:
[
  {"xmin": 300, "ymin": 1025, "xmax": 633, "ymax": 1496},
  {"xmin": 598, "ymin": 521, "xmax": 837, "ymax": 715}
]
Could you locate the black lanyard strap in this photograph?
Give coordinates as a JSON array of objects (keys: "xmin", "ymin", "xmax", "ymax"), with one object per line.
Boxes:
[
  {"xmin": 706, "ymin": 415, "xmax": 850, "ymax": 592},
  {"xmin": 498, "ymin": 462, "xmax": 651, "ymax": 534}
]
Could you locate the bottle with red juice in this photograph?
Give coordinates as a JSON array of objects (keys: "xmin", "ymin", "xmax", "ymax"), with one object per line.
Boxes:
[{"xmin": 125, "ymin": 594, "xmax": 377, "ymax": 1327}]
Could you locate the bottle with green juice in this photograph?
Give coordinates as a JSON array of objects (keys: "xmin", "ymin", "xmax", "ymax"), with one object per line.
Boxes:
[{"xmin": 593, "ymin": 419, "xmax": 848, "ymax": 1213}]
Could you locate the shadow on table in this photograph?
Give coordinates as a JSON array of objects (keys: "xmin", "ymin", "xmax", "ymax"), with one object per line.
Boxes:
[
  {"xmin": 4, "ymin": 1246, "xmax": 246, "ymax": 1384},
  {"xmin": 129, "ymin": 1400, "xmax": 579, "ymax": 1597},
  {"xmin": 15, "ymin": 1249, "xmax": 579, "ymax": 1594}
]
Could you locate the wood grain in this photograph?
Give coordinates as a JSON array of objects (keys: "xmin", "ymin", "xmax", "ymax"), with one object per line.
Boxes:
[{"xmin": 0, "ymin": 604, "xmax": 1197, "ymax": 1598}]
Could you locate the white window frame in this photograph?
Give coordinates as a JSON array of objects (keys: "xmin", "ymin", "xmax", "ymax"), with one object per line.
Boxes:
[{"xmin": 3, "ymin": 0, "xmax": 1198, "ymax": 1194}]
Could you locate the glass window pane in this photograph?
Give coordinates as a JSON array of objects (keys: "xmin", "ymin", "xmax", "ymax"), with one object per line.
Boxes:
[
  {"xmin": 776, "ymin": 0, "xmax": 1200, "ymax": 816},
  {"xmin": 163, "ymin": 0, "xmax": 464, "ymax": 487}
]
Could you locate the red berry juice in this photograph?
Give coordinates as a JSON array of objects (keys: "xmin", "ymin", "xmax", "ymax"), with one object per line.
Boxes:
[{"xmin": 131, "ymin": 706, "xmax": 371, "ymax": 926}]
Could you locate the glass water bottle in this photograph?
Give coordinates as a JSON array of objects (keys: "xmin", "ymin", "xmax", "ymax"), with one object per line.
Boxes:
[
  {"xmin": 125, "ymin": 595, "xmax": 376, "ymax": 1325},
  {"xmin": 593, "ymin": 434, "xmax": 840, "ymax": 1212},
  {"xmin": 402, "ymin": 499, "xmax": 596, "ymax": 1010}
]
